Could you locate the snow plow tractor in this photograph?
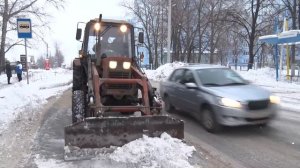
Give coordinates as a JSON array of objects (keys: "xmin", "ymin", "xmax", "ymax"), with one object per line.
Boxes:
[{"xmin": 65, "ymin": 15, "xmax": 184, "ymax": 148}]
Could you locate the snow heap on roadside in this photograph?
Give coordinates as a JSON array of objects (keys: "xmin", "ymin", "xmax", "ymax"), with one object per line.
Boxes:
[
  {"xmin": 238, "ymin": 67, "xmax": 300, "ymax": 92},
  {"xmin": 238, "ymin": 67, "xmax": 276, "ymax": 83},
  {"xmin": 109, "ymin": 133, "xmax": 196, "ymax": 168},
  {"xmin": 145, "ymin": 62, "xmax": 187, "ymax": 81},
  {"xmin": 62, "ymin": 133, "xmax": 196, "ymax": 168},
  {"xmin": 0, "ymin": 68, "xmax": 72, "ymax": 132}
]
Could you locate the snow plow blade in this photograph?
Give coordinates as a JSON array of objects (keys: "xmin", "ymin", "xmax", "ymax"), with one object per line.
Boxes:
[{"xmin": 65, "ymin": 116, "xmax": 184, "ymax": 148}]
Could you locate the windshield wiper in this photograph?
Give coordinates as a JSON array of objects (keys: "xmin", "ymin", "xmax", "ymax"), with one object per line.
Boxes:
[
  {"xmin": 203, "ymin": 83, "xmax": 222, "ymax": 86},
  {"xmin": 222, "ymin": 82, "xmax": 247, "ymax": 86},
  {"xmin": 100, "ymin": 25, "xmax": 112, "ymax": 36}
]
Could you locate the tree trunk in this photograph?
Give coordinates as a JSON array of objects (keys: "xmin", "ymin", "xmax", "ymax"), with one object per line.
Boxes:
[
  {"xmin": 298, "ymin": 0, "xmax": 300, "ymax": 28},
  {"xmin": 248, "ymin": 36, "xmax": 255, "ymax": 70},
  {"xmin": 172, "ymin": 29, "xmax": 178, "ymax": 61},
  {"xmin": 197, "ymin": 3, "xmax": 202, "ymax": 63},
  {"xmin": 154, "ymin": 42, "xmax": 159, "ymax": 69},
  {"xmin": 291, "ymin": 0, "xmax": 297, "ymax": 75},
  {"xmin": 145, "ymin": 28, "xmax": 153, "ymax": 69},
  {"xmin": 198, "ymin": 37, "xmax": 202, "ymax": 63},
  {"xmin": 160, "ymin": 3, "xmax": 164, "ymax": 65},
  {"xmin": 0, "ymin": 0, "xmax": 9, "ymax": 69},
  {"xmin": 209, "ymin": 21, "xmax": 214, "ymax": 64}
]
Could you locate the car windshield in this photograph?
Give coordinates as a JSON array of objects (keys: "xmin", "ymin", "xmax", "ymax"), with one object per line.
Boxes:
[
  {"xmin": 87, "ymin": 24, "xmax": 132, "ymax": 57},
  {"xmin": 196, "ymin": 68, "xmax": 247, "ymax": 86}
]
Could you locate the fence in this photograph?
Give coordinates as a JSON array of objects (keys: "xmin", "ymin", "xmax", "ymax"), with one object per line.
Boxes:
[{"xmin": 228, "ymin": 63, "xmax": 254, "ymax": 71}]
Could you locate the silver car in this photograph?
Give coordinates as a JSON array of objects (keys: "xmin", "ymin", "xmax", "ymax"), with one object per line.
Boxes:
[{"xmin": 159, "ymin": 64, "xmax": 280, "ymax": 132}]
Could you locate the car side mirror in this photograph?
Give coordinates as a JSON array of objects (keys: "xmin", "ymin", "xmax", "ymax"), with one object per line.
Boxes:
[
  {"xmin": 138, "ymin": 32, "xmax": 144, "ymax": 43},
  {"xmin": 185, "ymin": 82, "xmax": 198, "ymax": 89},
  {"xmin": 76, "ymin": 28, "xmax": 82, "ymax": 41}
]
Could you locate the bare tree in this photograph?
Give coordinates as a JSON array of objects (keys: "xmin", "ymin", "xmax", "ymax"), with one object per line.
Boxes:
[
  {"xmin": 205, "ymin": 0, "xmax": 229, "ymax": 64},
  {"xmin": 195, "ymin": 0, "xmax": 209, "ymax": 63},
  {"xmin": 122, "ymin": 0, "xmax": 165, "ymax": 69},
  {"xmin": 170, "ymin": 0, "xmax": 184, "ymax": 62},
  {"xmin": 226, "ymin": 0, "xmax": 276, "ymax": 69},
  {"xmin": 171, "ymin": 0, "xmax": 201, "ymax": 63},
  {"xmin": 179, "ymin": 0, "xmax": 198, "ymax": 62},
  {"xmin": 36, "ymin": 55, "xmax": 45, "ymax": 69},
  {"xmin": 54, "ymin": 42, "xmax": 64, "ymax": 67},
  {"xmin": 0, "ymin": 0, "xmax": 65, "ymax": 71},
  {"xmin": 281, "ymin": 0, "xmax": 298, "ymax": 75},
  {"xmin": 122, "ymin": 0, "xmax": 278, "ymax": 68}
]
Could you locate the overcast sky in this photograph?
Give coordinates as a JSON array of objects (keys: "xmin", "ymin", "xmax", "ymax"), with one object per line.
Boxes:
[{"xmin": 7, "ymin": 0, "xmax": 129, "ymax": 65}]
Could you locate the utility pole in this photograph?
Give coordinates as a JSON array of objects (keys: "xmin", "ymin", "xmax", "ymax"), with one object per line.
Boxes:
[
  {"xmin": 44, "ymin": 40, "xmax": 49, "ymax": 59},
  {"xmin": 46, "ymin": 42, "xmax": 49, "ymax": 59},
  {"xmin": 167, "ymin": 0, "xmax": 172, "ymax": 63},
  {"xmin": 41, "ymin": 38, "xmax": 49, "ymax": 59}
]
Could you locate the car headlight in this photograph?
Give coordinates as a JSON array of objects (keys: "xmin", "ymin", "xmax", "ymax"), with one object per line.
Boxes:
[
  {"xmin": 123, "ymin": 62, "xmax": 131, "ymax": 69},
  {"xmin": 109, "ymin": 61, "xmax": 117, "ymax": 69},
  {"xmin": 220, "ymin": 98, "xmax": 242, "ymax": 108},
  {"xmin": 270, "ymin": 95, "xmax": 280, "ymax": 104}
]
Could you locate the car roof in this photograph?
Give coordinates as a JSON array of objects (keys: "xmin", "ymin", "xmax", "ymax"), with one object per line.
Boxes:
[{"xmin": 179, "ymin": 64, "xmax": 227, "ymax": 70}]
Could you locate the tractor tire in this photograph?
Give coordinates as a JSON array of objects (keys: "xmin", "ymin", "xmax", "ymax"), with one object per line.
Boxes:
[
  {"xmin": 163, "ymin": 95, "xmax": 175, "ymax": 113},
  {"xmin": 72, "ymin": 63, "xmax": 84, "ymax": 91},
  {"xmin": 72, "ymin": 90, "xmax": 85, "ymax": 123},
  {"xmin": 201, "ymin": 107, "xmax": 221, "ymax": 133}
]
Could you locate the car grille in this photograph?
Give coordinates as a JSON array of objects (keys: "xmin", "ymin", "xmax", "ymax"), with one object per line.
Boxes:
[
  {"xmin": 109, "ymin": 71, "xmax": 130, "ymax": 78},
  {"xmin": 247, "ymin": 99, "xmax": 269, "ymax": 110}
]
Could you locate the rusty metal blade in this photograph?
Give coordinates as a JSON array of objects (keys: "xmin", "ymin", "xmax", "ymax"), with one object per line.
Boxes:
[{"xmin": 65, "ymin": 116, "xmax": 184, "ymax": 148}]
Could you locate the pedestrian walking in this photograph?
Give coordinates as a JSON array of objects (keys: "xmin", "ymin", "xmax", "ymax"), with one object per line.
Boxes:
[
  {"xmin": 15, "ymin": 61, "xmax": 23, "ymax": 82},
  {"xmin": 5, "ymin": 61, "xmax": 12, "ymax": 84}
]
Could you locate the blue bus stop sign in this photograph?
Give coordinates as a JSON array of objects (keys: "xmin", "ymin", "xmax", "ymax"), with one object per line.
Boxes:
[{"xmin": 17, "ymin": 18, "xmax": 32, "ymax": 38}]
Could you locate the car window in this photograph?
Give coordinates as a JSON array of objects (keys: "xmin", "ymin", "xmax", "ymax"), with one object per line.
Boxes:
[
  {"xmin": 169, "ymin": 69, "xmax": 185, "ymax": 83},
  {"xmin": 181, "ymin": 70, "xmax": 196, "ymax": 84},
  {"xmin": 196, "ymin": 68, "xmax": 247, "ymax": 86}
]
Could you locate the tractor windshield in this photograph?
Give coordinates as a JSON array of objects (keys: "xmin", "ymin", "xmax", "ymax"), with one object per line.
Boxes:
[{"xmin": 87, "ymin": 23, "xmax": 132, "ymax": 58}]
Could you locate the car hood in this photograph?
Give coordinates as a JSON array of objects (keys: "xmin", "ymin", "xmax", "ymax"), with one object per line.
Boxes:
[{"xmin": 204, "ymin": 84, "xmax": 271, "ymax": 101}]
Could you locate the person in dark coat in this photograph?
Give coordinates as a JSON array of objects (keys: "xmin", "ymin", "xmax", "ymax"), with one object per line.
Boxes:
[{"xmin": 5, "ymin": 61, "xmax": 12, "ymax": 84}]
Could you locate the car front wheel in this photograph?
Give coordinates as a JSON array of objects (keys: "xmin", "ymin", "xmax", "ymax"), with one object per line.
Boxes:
[
  {"xmin": 163, "ymin": 95, "xmax": 175, "ymax": 113},
  {"xmin": 201, "ymin": 107, "xmax": 221, "ymax": 133}
]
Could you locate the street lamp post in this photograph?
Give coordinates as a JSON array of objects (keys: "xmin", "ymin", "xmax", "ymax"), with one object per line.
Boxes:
[
  {"xmin": 41, "ymin": 38, "xmax": 49, "ymax": 59},
  {"xmin": 167, "ymin": 0, "xmax": 172, "ymax": 63}
]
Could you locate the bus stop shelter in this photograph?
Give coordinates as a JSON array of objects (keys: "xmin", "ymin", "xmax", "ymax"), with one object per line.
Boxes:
[{"xmin": 259, "ymin": 30, "xmax": 300, "ymax": 81}]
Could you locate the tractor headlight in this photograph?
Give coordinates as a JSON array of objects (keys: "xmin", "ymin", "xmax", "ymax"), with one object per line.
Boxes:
[
  {"xmin": 120, "ymin": 24, "xmax": 127, "ymax": 33},
  {"xmin": 220, "ymin": 98, "xmax": 242, "ymax": 108},
  {"xmin": 109, "ymin": 61, "xmax": 117, "ymax": 69},
  {"xmin": 270, "ymin": 95, "xmax": 280, "ymax": 104},
  {"xmin": 94, "ymin": 22, "xmax": 101, "ymax": 31},
  {"xmin": 123, "ymin": 62, "xmax": 131, "ymax": 69}
]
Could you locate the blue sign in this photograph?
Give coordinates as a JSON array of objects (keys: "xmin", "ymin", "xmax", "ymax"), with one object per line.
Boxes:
[{"xmin": 17, "ymin": 18, "xmax": 32, "ymax": 38}]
